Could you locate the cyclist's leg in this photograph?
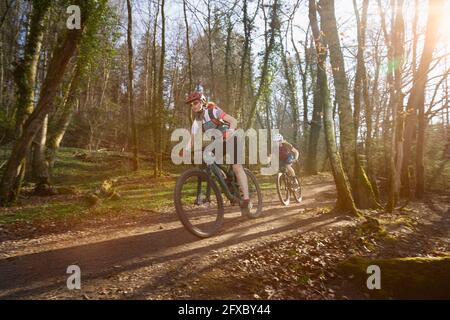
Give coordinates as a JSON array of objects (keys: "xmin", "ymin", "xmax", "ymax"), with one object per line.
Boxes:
[
  {"xmin": 285, "ymin": 164, "xmax": 301, "ymax": 189},
  {"xmin": 233, "ymin": 164, "xmax": 249, "ymax": 200},
  {"xmin": 285, "ymin": 164, "xmax": 296, "ymax": 177},
  {"xmin": 224, "ymin": 136, "xmax": 249, "ymax": 201}
]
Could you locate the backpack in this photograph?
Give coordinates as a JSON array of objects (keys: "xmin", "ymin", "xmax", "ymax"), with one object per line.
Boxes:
[{"xmin": 202, "ymin": 103, "xmax": 229, "ymax": 134}]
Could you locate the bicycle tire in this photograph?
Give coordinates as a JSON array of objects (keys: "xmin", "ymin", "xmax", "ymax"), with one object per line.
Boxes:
[
  {"xmin": 292, "ymin": 176, "xmax": 303, "ymax": 203},
  {"xmin": 243, "ymin": 168, "xmax": 263, "ymax": 218},
  {"xmin": 174, "ymin": 168, "xmax": 224, "ymax": 238},
  {"xmin": 276, "ymin": 172, "xmax": 290, "ymax": 206}
]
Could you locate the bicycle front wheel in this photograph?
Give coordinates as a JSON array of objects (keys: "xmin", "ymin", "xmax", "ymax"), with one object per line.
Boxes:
[
  {"xmin": 276, "ymin": 172, "xmax": 290, "ymax": 206},
  {"xmin": 244, "ymin": 168, "xmax": 263, "ymax": 218},
  {"xmin": 174, "ymin": 168, "xmax": 224, "ymax": 238},
  {"xmin": 291, "ymin": 176, "xmax": 303, "ymax": 203}
]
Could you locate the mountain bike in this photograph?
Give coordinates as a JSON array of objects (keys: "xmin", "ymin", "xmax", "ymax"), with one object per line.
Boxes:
[
  {"xmin": 276, "ymin": 161, "xmax": 302, "ymax": 206},
  {"xmin": 174, "ymin": 157, "xmax": 263, "ymax": 238}
]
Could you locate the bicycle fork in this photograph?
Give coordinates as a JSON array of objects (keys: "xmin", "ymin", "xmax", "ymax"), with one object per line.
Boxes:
[{"xmin": 195, "ymin": 172, "xmax": 212, "ymax": 205}]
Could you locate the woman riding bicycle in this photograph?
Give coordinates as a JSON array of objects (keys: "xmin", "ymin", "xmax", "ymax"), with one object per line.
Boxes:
[
  {"xmin": 273, "ymin": 133, "xmax": 302, "ymax": 205},
  {"xmin": 273, "ymin": 133, "xmax": 300, "ymax": 180},
  {"xmin": 184, "ymin": 90, "xmax": 251, "ymax": 216}
]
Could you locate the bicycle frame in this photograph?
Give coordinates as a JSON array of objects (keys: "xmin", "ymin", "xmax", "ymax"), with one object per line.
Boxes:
[{"xmin": 198, "ymin": 162, "xmax": 240, "ymax": 204}]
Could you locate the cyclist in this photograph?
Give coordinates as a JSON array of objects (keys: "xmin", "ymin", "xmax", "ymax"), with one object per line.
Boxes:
[
  {"xmin": 273, "ymin": 133, "xmax": 300, "ymax": 183},
  {"xmin": 184, "ymin": 90, "xmax": 251, "ymax": 216}
]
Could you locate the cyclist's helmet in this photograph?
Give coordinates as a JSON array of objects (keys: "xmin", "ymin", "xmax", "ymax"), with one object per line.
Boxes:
[
  {"xmin": 272, "ymin": 133, "xmax": 284, "ymax": 142},
  {"xmin": 185, "ymin": 91, "xmax": 207, "ymax": 105}
]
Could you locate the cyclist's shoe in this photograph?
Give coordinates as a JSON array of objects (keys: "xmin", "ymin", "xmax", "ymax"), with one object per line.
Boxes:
[{"xmin": 240, "ymin": 199, "xmax": 252, "ymax": 217}]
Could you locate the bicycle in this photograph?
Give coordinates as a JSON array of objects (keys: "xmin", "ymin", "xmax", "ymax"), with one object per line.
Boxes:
[
  {"xmin": 276, "ymin": 160, "xmax": 303, "ymax": 206},
  {"xmin": 174, "ymin": 155, "xmax": 263, "ymax": 238}
]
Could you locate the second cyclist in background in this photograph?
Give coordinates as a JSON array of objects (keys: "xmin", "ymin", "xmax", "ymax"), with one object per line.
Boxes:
[{"xmin": 273, "ymin": 133, "xmax": 300, "ymax": 184}]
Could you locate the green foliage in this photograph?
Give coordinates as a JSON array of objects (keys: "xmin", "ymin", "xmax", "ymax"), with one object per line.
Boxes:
[
  {"xmin": 0, "ymin": 147, "xmax": 178, "ymax": 224},
  {"xmin": 78, "ymin": 1, "xmax": 120, "ymax": 68}
]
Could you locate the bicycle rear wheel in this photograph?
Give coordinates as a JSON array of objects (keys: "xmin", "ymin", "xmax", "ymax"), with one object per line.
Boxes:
[
  {"xmin": 276, "ymin": 172, "xmax": 290, "ymax": 206},
  {"xmin": 174, "ymin": 168, "xmax": 224, "ymax": 238}
]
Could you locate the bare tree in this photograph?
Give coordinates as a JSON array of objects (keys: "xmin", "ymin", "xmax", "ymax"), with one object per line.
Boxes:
[
  {"xmin": 309, "ymin": 0, "xmax": 358, "ymax": 215},
  {"xmin": 183, "ymin": 0, "xmax": 193, "ymax": 92},
  {"xmin": 401, "ymin": 0, "xmax": 445, "ymax": 198},
  {"xmin": 154, "ymin": 0, "xmax": 165, "ymax": 177},
  {"xmin": 126, "ymin": 0, "xmax": 139, "ymax": 171},
  {"xmin": 0, "ymin": 0, "xmax": 100, "ymax": 205},
  {"xmin": 246, "ymin": 0, "xmax": 279, "ymax": 130},
  {"xmin": 318, "ymin": 0, "xmax": 380, "ymax": 209}
]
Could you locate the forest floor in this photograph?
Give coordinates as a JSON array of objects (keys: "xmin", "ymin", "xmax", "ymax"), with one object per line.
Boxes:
[{"xmin": 0, "ymin": 148, "xmax": 449, "ymax": 300}]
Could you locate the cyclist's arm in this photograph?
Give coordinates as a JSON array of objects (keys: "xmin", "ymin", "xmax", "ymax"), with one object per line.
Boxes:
[
  {"xmin": 186, "ymin": 121, "xmax": 198, "ymax": 152},
  {"xmin": 292, "ymin": 148, "xmax": 300, "ymax": 160},
  {"xmin": 284, "ymin": 141, "xmax": 299, "ymax": 160},
  {"xmin": 223, "ymin": 114, "xmax": 237, "ymax": 130},
  {"xmin": 184, "ymin": 121, "xmax": 202, "ymax": 155}
]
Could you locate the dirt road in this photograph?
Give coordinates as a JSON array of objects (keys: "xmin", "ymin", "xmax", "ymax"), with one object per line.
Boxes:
[{"xmin": 0, "ymin": 179, "xmax": 352, "ymax": 299}]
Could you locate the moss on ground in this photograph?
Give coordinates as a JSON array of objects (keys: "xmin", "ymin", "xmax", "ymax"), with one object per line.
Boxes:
[
  {"xmin": 0, "ymin": 148, "xmax": 180, "ymax": 224},
  {"xmin": 338, "ymin": 255, "xmax": 450, "ymax": 299}
]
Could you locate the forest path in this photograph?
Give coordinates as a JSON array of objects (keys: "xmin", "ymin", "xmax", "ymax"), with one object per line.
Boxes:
[{"xmin": 0, "ymin": 179, "xmax": 352, "ymax": 299}]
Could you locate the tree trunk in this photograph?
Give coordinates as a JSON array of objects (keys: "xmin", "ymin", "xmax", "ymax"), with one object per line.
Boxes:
[
  {"xmin": 32, "ymin": 115, "xmax": 54, "ymax": 195},
  {"xmin": 401, "ymin": 0, "xmax": 445, "ymax": 198},
  {"xmin": 154, "ymin": 0, "xmax": 165, "ymax": 177},
  {"xmin": 305, "ymin": 34, "xmax": 320, "ymax": 175},
  {"xmin": 143, "ymin": 30, "xmax": 151, "ymax": 121},
  {"xmin": 415, "ymin": 105, "xmax": 426, "ymax": 198},
  {"xmin": 353, "ymin": 0, "xmax": 380, "ymax": 200},
  {"xmin": 0, "ymin": 0, "xmax": 14, "ymax": 29},
  {"xmin": 0, "ymin": 33, "xmax": 4, "ymax": 114},
  {"xmin": 206, "ymin": 0, "xmax": 216, "ymax": 98},
  {"xmin": 10, "ymin": 1, "xmax": 51, "ymax": 201},
  {"xmin": 150, "ymin": 0, "xmax": 160, "ymax": 157},
  {"xmin": 379, "ymin": 0, "xmax": 405, "ymax": 211},
  {"xmin": 291, "ymin": 24, "xmax": 309, "ymax": 151},
  {"xmin": 182, "ymin": 0, "xmax": 193, "ymax": 92},
  {"xmin": 46, "ymin": 62, "xmax": 83, "ymax": 173},
  {"xmin": 318, "ymin": 0, "xmax": 380, "ymax": 209},
  {"xmin": 309, "ymin": 0, "xmax": 358, "ymax": 216},
  {"xmin": 14, "ymin": 0, "xmax": 51, "ymax": 137},
  {"xmin": 0, "ymin": 0, "xmax": 94, "ymax": 205},
  {"xmin": 237, "ymin": 0, "xmax": 251, "ymax": 120},
  {"xmin": 281, "ymin": 38, "xmax": 300, "ymax": 146},
  {"xmin": 245, "ymin": 0, "xmax": 279, "ymax": 130},
  {"xmin": 126, "ymin": 0, "xmax": 139, "ymax": 171},
  {"xmin": 224, "ymin": 15, "xmax": 233, "ymax": 110},
  {"xmin": 306, "ymin": 67, "xmax": 322, "ymax": 175}
]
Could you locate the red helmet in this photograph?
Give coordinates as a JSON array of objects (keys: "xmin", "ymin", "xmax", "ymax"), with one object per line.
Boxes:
[{"xmin": 185, "ymin": 91, "xmax": 206, "ymax": 105}]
